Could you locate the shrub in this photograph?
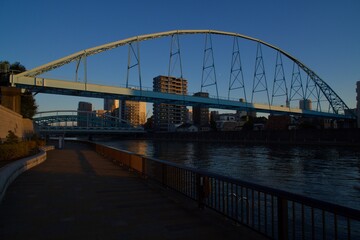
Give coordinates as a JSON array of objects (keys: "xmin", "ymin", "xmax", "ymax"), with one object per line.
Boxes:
[
  {"xmin": 0, "ymin": 138, "xmax": 44, "ymax": 162},
  {"xmin": 4, "ymin": 131, "xmax": 19, "ymax": 144}
]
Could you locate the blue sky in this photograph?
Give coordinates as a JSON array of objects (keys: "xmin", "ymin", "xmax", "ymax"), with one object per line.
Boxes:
[{"xmin": 1, "ymin": 0, "xmax": 359, "ymax": 114}]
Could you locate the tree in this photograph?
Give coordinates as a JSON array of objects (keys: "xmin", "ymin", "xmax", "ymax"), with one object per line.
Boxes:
[
  {"xmin": 210, "ymin": 118, "xmax": 217, "ymax": 131},
  {"xmin": 143, "ymin": 116, "xmax": 154, "ymax": 131},
  {"xmin": 242, "ymin": 117, "xmax": 254, "ymax": 130},
  {"xmin": 0, "ymin": 61, "xmax": 10, "ymax": 86},
  {"xmin": 0, "ymin": 60, "xmax": 37, "ymax": 118},
  {"xmin": 21, "ymin": 90, "xmax": 38, "ymax": 119},
  {"xmin": 0, "ymin": 61, "xmax": 27, "ymax": 86},
  {"xmin": 10, "ymin": 62, "xmax": 26, "ymax": 73}
]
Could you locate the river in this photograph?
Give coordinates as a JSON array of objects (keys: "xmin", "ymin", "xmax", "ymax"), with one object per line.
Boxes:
[{"xmin": 99, "ymin": 139, "xmax": 360, "ymax": 210}]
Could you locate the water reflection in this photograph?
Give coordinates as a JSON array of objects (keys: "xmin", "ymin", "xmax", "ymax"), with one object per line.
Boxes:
[
  {"xmin": 101, "ymin": 139, "xmax": 360, "ymax": 210},
  {"xmin": 124, "ymin": 140, "xmax": 148, "ymax": 156}
]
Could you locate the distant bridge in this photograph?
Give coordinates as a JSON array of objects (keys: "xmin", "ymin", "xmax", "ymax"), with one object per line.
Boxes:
[
  {"xmin": 34, "ymin": 110, "xmax": 144, "ymax": 134},
  {"xmin": 11, "ymin": 30, "xmax": 356, "ymax": 120}
]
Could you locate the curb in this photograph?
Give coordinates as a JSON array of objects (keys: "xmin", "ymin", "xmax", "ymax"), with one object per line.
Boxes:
[{"xmin": 0, "ymin": 145, "xmax": 55, "ymax": 203}]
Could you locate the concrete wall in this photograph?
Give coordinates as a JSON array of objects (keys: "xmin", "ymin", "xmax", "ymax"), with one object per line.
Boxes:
[
  {"xmin": 0, "ymin": 87, "xmax": 21, "ymax": 114},
  {"xmin": 22, "ymin": 118, "xmax": 34, "ymax": 138},
  {"xmin": 0, "ymin": 105, "xmax": 34, "ymax": 140}
]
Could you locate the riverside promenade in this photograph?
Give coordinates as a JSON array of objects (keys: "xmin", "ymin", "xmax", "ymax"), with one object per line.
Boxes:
[{"xmin": 0, "ymin": 141, "xmax": 267, "ymax": 239}]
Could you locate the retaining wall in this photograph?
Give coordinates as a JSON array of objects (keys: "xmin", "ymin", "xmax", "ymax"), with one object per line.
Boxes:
[
  {"xmin": 0, "ymin": 105, "xmax": 34, "ymax": 140},
  {"xmin": 0, "ymin": 146, "xmax": 54, "ymax": 203}
]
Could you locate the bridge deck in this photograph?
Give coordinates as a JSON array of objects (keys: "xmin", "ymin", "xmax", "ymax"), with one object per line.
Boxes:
[{"xmin": 0, "ymin": 142, "xmax": 266, "ymax": 239}]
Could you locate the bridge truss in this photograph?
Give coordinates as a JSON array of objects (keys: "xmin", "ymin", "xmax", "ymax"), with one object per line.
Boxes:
[
  {"xmin": 12, "ymin": 30, "xmax": 356, "ymax": 120},
  {"xmin": 34, "ymin": 110, "xmax": 144, "ymax": 134}
]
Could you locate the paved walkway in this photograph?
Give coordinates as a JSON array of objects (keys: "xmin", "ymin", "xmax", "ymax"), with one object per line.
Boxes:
[{"xmin": 0, "ymin": 142, "xmax": 267, "ymax": 239}]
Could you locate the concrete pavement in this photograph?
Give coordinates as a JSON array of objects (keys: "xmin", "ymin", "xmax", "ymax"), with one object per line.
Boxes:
[{"xmin": 0, "ymin": 141, "xmax": 267, "ymax": 239}]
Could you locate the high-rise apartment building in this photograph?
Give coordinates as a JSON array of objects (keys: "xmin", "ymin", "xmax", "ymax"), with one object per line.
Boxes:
[
  {"xmin": 104, "ymin": 98, "xmax": 119, "ymax": 112},
  {"xmin": 192, "ymin": 92, "xmax": 209, "ymax": 128},
  {"xmin": 77, "ymin": 101, "xmax": 92, "ymax": 127},
  {"xmin": 153, "ymin": 75, "xmax": 188, "ymax": 131},
  {"xmin": 357, "ymin": 81, "xmax": 360, "ymax": 127},
  {"xmin": 119, "ymin": 100, "xmax": 146, "ymax": 127}
]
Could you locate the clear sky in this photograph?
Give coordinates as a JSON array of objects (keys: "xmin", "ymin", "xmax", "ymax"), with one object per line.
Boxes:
[{"xmin": 1, "ymin": 0, "xmax": 359, "ymax": 114}]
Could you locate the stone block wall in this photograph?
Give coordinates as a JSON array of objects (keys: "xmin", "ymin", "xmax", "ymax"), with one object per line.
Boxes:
[{"xmin": 0, "ymin": 105, "xmax": 34, "ymax": 141}]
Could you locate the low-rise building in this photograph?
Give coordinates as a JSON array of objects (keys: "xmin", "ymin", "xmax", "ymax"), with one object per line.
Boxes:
[
  {"xmin": 266, "ymin": 115, "xmax": 291, "ymax": 130},
  {"xmin": 216, "ymin": 113, "xmax": 244, "ymax": 131},
  {"xmin": 176, "ymin": 123, "xmax": 198, "ymax": 132}
]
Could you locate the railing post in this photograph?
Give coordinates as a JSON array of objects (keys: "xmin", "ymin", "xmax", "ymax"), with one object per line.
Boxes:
[
  {"xmin": 162, "ymin": 163, "xmax": 167, "ymax": 187},
  {"xmin": 141, "ymin": 157, "xmax": 146, "ymax": 178},
  {"xmin": 277, "ymin": 197, "xmax": 288, "ymax": 240},
  {"xmin": 197, "ymin": 174, "xmax": 204, "ymax": 209}
]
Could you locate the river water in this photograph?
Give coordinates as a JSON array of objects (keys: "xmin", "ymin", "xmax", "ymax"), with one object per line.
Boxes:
[{"xmin": 100, "ymin": 139, "xmax": 360, "ymax": 210}]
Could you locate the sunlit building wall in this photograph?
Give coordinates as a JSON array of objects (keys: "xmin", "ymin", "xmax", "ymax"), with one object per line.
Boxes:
[
  {"xmin": 120, "ymin": 100, "xmax": 146, "ymax": 127},
  {"xmin": 187, "ymin": 109, "xmax": 193, "ymax": 123},
  {"xmin": 104, "ymin": 98, "xmax": 119, "ymax": 112}
]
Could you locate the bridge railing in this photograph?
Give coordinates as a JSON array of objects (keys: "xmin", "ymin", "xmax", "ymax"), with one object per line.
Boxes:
[{"xmin": 91, "ymin": 142, "xmax": 360, "ymax": 240}]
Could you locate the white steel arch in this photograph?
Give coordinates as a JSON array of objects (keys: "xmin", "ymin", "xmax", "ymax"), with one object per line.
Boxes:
[
  {"xmin": 16, "ymin": 29, "xmax": 353, "ymax": 116},
  {"xmin": 18, "ymin": 30, "xmax": 297, "ymax": 77}
]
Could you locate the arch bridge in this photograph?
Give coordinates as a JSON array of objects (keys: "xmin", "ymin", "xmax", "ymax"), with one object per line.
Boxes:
[{"xmin": 11, "ymin": 30, "xmax": 356, "ymax": 120}]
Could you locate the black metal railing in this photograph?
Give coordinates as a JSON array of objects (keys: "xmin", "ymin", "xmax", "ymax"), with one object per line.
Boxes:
[{"xmin": 92, "ymin": 142, "xmax": 360, "ymax": 240}]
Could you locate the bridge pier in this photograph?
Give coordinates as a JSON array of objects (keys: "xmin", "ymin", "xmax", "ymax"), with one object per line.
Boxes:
[{"xmin": 88, "ymin": 134, "xmax": 93, "ymax": 141}]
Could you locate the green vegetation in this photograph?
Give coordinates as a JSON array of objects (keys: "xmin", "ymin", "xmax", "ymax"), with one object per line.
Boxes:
[
  {"xmin": 21, "ymin": 90, "xmax": 38, "ymax": 119},
  {"xmin": 0, "ymin": 61, "xmax": 26, "ymax": 86},
  {"xmin": 0, "ymin": 60, "xmax": 38, "ymax": 118},
  {"xmin": 0, "ymin": 131, "xmax": 45, "ymax": 163},
  {"xmin": 4, "ymin": 130, "xmax": 19, "ymax": 144}
]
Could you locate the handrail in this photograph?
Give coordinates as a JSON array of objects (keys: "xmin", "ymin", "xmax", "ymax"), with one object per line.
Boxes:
[
  {"xmin": 93, "ymin": 144, "xmax": 354, "ymax": 214},
  {"xmin": 92, "ymin": 142, "xmax": 360, "ymax": 240}
]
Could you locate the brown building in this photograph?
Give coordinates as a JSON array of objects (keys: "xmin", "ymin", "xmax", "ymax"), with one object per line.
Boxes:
[
  {"xmin": 104, "ymin": 98, "xmax": 119, "ymax": 112},
  {"xmin": 119, "ymin": 100, "xmax": 146, "ymax": 127},
  {"xmin": 266, "ymin": 115, "xmax": 291, "ymax": 130},
  {"xmin": 192, "ymin": 92, "xmax": 209, "ymax": 129},
  {"xmin": 153, "ymin": 75, "xmax": 188, "ymax": 131},
  {"xmin": 77, "ymin": 101, "xmax": 92, "ymax": 127}
]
